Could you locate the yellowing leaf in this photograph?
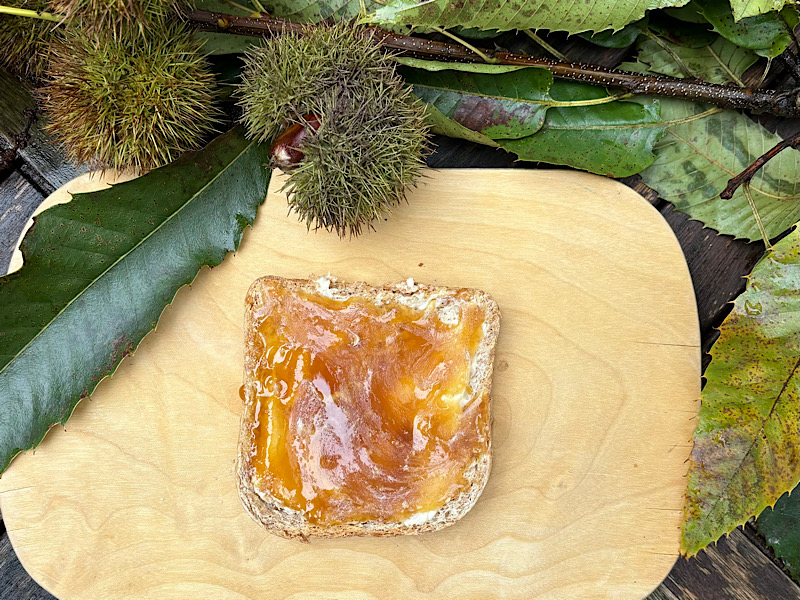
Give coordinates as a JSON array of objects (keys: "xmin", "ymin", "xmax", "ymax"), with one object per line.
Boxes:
[
  {"xmin": 682, "ymin": 226, "xmax": 800, "ymax": 556},
  {"xmin": 729, "ymin": 0, "xmax": 793, "ymax": 21},
  {"xmin": 636, "ymin": 34, "xmax": 758, "ymax": 85},
  {"xmin": 639, "ymin": 99, "xmax": 800, "ymax": 242},
  {"xmin": 696, "ymin": 0, "xmax": 794, "ymax": 58}
]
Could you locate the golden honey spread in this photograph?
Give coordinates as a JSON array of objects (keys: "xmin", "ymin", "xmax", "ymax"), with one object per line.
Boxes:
[{"xmin": 246, "ymin": 280, "xmax": 489, "ymax": 526}]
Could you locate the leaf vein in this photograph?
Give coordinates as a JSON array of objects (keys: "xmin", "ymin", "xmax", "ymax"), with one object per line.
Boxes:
[{"xmin": 0, "ymin": 140, "xmax": 257, "ymax": 380}]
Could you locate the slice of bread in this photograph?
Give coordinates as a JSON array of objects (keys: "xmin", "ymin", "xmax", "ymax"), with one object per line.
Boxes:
[{"xmin": 237, "ymin": 275, "xmax": 500, "ymax": 540}]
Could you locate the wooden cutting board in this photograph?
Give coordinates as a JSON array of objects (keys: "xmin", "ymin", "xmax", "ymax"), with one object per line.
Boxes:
[{"xmin": 0, "ymin": 169, "xmax": 700, "ymax": 600}]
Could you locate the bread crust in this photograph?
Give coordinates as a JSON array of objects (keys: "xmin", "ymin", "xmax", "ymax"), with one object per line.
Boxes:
[{"xmin": 237, "ymin": 275, "xmax": 500, "ymax": 540}]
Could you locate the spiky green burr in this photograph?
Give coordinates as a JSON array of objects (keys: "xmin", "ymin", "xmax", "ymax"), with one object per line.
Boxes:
[
  {"xmin": 48, "ymin": 0, "xmax": 175, "ymax": 31},
  {"xmin": 238, "ymin": 22, "xmax": 430, "ymax": 237},
  {"xmin": 41, "ymin": 17, "xmax": 220, "ymax": 173},
  {"xmin": 0, "ymin": 0, "xmax": 57, "ymax": 79}
]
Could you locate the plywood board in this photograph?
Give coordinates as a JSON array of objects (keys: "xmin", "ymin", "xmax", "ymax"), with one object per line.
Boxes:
[{"xmin": 0, "ymin": 169, "xmax": 700, "ymax": 600}]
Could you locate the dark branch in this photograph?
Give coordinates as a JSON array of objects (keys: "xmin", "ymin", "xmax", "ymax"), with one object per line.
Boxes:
[
  {"xmin": 0, "ymin": 108, "xmax": 36, "ymax": 175},
  {"xmin": 776, "ymin": 50, "xmax": 800, "ymax": 83},
  {"xmin": 186, "ymin": 9, "xmax": 800, "ymax": 118},
  {"xmin": 720, "ymin": 133, "xmax": 800, "ymax": 199}
]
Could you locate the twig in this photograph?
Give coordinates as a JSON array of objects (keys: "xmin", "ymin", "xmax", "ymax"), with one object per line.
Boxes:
[
  {"xmin": 186, "ymin": 9, "xmax": 800, "ymax": 118},
  {"xmin": 720, "ymin": 133, "xmax": 800, "ymax": 199},
  {"xmin": 777, "ymin": 50, "xmax": 800, "ymax": 83},
  {"xmin": 0, "ymin": 109, "xmax": 37, "ymax": 175}
]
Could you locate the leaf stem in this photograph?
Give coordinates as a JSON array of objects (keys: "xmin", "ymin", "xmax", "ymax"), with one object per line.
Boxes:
[
  {"xmin": 644, "ymin": 30, "xmax": 695, "ymax": 79},
  {"xmin": 185, "ymin": 9, "xmax": 800, "ymax": 118},
  {"xmin": 0, "ymin": 5, "xmax": 61, "ymax": 21},
  {"xmin": 416, "ymin": 81, "xmax": 634, "ymax": 108},
  {"xmin": 523, "ymin": 30, "xmax": 568, "ymax": 61},
  {"xmin": 754, "ymin": 57, "xmax": 771, "ymax": 89},
  {"xmin": 548, "ymin": 91, "xmax": 634, "ymax": 107},
  {"xmin": 708, "ymin": 44, "xmax": 744, "ymax": 87},
  {"xmin": 662, "ymin": 107, "xmax": 723, "ymax": 126},
  {"xmin": 720, "ymin": 133, "xmax": 800, "ymax": 201},
  {"xmin": 431, "ymin": 26, "xmax": 499, "ymax": 64},
  {"xmin": 742, "ymin": 183, "xmax": 772, "ymax": 249}
]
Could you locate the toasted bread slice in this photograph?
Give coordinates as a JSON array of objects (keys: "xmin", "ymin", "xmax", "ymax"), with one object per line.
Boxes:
[{"xmin": 237, "ymin": 275, "xmax": 500, "ymax": 540}]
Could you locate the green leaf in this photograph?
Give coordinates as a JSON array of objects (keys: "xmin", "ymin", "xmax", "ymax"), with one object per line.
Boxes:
[
  {"xmin": 262, "ymin": 0, "xmax": 382, "ymax": 22},
  {"xmin": 496, "ymin": 81, "xmax": 667, "ymax": 177},
  {"xmin": 781, "ymin": 3, "xmax": 800, "ymax": 28},
  {"xmin": 0, "ymin": 127, "xmax": 271, "ymax": 474},
  {"xmin": 754, "ymin": 486, "xmax": 800, "ymax": 582},
  {"xmin": 197, "ymin": 31, "xmax": 259, "ymax": 55},
  {"xmin": 730, "ymin": 0, "xmax": 793, "ymax": 20},
  {"xmin": 450, "ymin": 26, "xmax": 501, "ymax": 39},
  {"xmin": 636, "ymin": 34, "xmax": 758, "ymax": 84},
  {"xmin": 578, "ymin": 18, "xmax": 648, "ymax": 48},
  {"xmin": 682, "ymin": 227, "xmax": 800, "ymax": 556},
  {"xmin": 695, "ymin": 0, "xmax": 793, "ymax": 57},
  {"xmin": 404, "ymin": 65, "xmax": 667, "ymax": 177},
  {"xmin": 370, "ymin": 0, "xmax": 688, "ymax": 35},
  {"xmin": 663, "ymin": 3, "xmax": 712, "ymax": 22},
  {"xmin": 402, "ymin": 67, "xmax": 554, "ymax": 140},
  {"xmin": 194, "ymin": 0, "xmax": 256, "ymax": 14},
  {"xmin": 639, "ymin": 100, "xmax": 800, "ymax": 241},
  {"xmin": 649, "ymin": 15, "xmax": 725, "ymax": 47}
]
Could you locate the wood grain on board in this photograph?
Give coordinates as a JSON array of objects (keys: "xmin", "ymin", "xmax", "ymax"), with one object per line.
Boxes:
[{"xmin": 0, "ymin": 169, "xmax": 700, "ymax": 600}]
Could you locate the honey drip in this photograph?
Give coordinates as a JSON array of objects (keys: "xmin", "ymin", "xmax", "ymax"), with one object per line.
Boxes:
[{"xmin": 247, "ymin": 281, "xmax": 488, "ymax": 525}]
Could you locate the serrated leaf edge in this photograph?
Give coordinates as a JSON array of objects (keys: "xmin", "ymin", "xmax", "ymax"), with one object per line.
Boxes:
[
  {"xmin": 681, "ymin": 225, "xmax": 800, "ymax": 556},
  {"xmin": 1, "ymin": 141, "xmax": 257, "ymax": 382},
  {"xmin": 682, "ymin": 359, "xmax": 800, "ymax": 556},
  {"xmin": 0, "ymin": 138, "xmax": 266, "ymax": 474}
]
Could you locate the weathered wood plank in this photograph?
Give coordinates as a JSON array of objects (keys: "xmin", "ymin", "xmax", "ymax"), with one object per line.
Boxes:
[
  {"xmin": 0, "ymin": 69, "xmax": 85, "ymax": 193},
  {"xmin": 655, "ymin": 528, "xmax": 800, "ymax": 600},
  {"xmin": 0, "ymin": 171, "xmax": 45, "ymax": 274},
  {"xmin": 646, "ymin": 583, "xmax": 682, "ymax": 600},
  {"xmin": 428, "ymin": 134, "xmax": 518, "ymax": 168},
  {"xmin": 0, "ymin": 534, "xmax": 56, "ymax": 600}
]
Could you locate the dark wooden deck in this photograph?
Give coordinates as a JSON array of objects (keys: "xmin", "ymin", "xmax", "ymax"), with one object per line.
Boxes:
[{"xmin": 1, "ymin": 63, "xmax": 798, "ymax": 600}]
